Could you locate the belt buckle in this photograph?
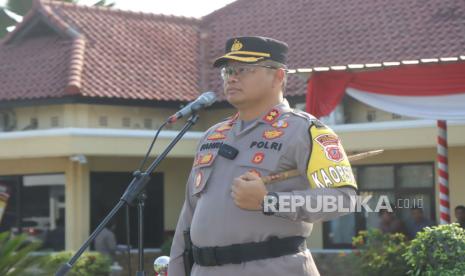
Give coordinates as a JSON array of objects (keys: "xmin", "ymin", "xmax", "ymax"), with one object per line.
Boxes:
[{"xmin": 201, "ymin": 246, "xmax": 218, "ymax": 266}]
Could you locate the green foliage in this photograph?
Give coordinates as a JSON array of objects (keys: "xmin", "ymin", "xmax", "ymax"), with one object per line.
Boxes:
[
  {"xmin": 404, "ymin": 223, "xmax": 465, "ymax": 276},
  {"xmin": 160, "ymin": 237, "xmax": 173, "ymax": 256},
  {"xmin": 39, "ymin": 251, "xmax": 111, "ymax": 276},
  {"xmin": 352, "ymin": 229, "xmax": 410, "ymax": 276},
  {"xmin": 0, "ymin": 231, "xmax": 42, "ymax": 276}
]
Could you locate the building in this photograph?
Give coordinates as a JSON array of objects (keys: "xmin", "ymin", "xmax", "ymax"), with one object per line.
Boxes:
[{"xmin": 0, "ymin": 0, "xmax": 464, "ymax": 251}]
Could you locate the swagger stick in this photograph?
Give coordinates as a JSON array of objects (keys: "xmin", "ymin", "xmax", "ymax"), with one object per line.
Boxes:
[{"xmin": 262, "ymin": 149, "xmax": 384, "ymax": 185}]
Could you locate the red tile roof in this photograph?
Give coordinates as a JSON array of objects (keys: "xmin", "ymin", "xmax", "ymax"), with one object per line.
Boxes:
[
  {"xmin": 201, "ymin": 0, "xmax": 465, "ymax": 97},
  {"xmin": 0, "ymin": 0, "xmax": 201, "ymax": 102},
  {"xmin": 1, "ymin": 0, "xmax": 464, "ymax": 102}
]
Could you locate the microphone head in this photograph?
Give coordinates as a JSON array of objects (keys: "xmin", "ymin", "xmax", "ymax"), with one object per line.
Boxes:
[{"xmin": 199, "ymin": 91, "xmax": 217, "ymax": 107}]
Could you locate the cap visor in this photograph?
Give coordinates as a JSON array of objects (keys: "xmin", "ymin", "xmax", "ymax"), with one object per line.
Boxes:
[{"xmin": 213, "ymin": 55, "xmax": 264, "ymax": 68}]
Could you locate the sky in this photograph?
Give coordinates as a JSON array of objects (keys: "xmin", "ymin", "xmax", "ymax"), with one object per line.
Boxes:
[{"xmin": 0, "ymin": 0, "xmax": 238, "ymax": 18}]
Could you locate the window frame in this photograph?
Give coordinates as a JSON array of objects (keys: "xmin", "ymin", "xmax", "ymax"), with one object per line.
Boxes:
[{"xmin": 323, "ymin": 162, "xmax": 436, "ymax": 249}]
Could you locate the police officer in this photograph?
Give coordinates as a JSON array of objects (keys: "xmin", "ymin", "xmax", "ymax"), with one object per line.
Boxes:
[{"xmin": 168, "ymin": 36, "xmax": 357, "ymax": 276}]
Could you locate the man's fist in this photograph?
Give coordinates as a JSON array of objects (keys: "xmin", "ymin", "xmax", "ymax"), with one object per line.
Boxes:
[{"xmin": 231, "ymin": 171, "xmax": 268, "ymax": 210}]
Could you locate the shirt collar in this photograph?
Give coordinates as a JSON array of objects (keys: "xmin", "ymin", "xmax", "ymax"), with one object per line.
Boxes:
[{"xmin": 228, "ymin": 99, "xmax": 292, "ymax": 126}]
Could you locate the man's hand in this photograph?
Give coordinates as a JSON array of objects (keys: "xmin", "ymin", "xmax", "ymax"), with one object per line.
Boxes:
[{"xmin": 231, "ymin": 171, "xmax": 268, "ymax": 210}]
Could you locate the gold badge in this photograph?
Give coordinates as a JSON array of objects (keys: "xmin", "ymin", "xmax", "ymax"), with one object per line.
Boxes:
[
  {"xmin": 231, "ymin": 39, "xmax": 243, "ymax": 52},
  {"xmin": 252, "ymin": 152, "xmax": 265, "ymax": 164},
  {"xmin": 263, "ymin": 129, "xmax": 284, "ymax": 140},
  {"xmin": 207, "ymin": 132, "xmax": 226, "ymax": 141},
  {"xmin": 263, "ymin": 109, "xmax": 280, "ymax": 123},
  {"xmin": 194, "ymin": 172, "xmax": 203, "ymax": 188},
  {"xmin": 215, "ymin": 123, "xmax": 232, "ymax": 132},
  {"xmin": 272, "ymin": 120, "xmax": 289, "ymax": 129},
  {"xmin": 199, "ymin": 153, "xmax": 213, "ymax": 166}
]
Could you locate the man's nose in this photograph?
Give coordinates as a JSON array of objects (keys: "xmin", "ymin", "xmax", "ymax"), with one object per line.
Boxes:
[{"xmin": 227, "ymin": 73, "xmax": 239, "ymax": 83}]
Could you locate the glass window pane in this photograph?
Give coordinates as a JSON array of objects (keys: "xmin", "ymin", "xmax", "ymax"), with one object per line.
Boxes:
[
  {"xmin": 397, "ymin": 193, "xmax": 434, "ymax": 222},
  {"xmin": 398, "ymin": 164, "xmax": 434, "ymax": 188},
  {"xmin": 327, "ymin": 213, "xmax": 356, "ymax": 244},
  {"xmin": 358, "ymin": 166, "xmax": 394, "ymax": 189},
  {"xmin": 360, "ymin": 191, "xmax": 395, "ymax": 229}
]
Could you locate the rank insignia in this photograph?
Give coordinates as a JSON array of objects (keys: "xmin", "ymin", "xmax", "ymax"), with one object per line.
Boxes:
[
  {"xmin": 248, "ymin": 169, "xmax": 261, "ymax": 177},
  {"xmin": 252, "ymin": 152, "xmax": 265, "ymax": 164},
  {"xmin": 194, "ymin": 171, "xmax": 203, "ymax": 188},
  {"xmin": 263, "ymin": 129, "xmax": 284, "ymax": 140},
  {"xmin": 272, "ymin": 120, "xmax": 288, "ymax": 129},
  {"xmin": 262, "ymin": 109, "xmax": 280, "ymax": 123},
  {"xmin": 215, "ymin": 123, "xmax": 232, "ymax": 132},
  {"xmin": 207, "ymin": 132, "xmax": 226, "ymax": 141}
]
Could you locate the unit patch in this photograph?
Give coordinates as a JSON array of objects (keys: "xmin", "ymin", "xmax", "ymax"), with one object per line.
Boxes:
[{"xmin": 314, "ymin": 134, "xmax": 344, "ymax": 162}]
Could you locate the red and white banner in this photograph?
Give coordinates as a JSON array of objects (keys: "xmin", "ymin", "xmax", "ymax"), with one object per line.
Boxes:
[{"xmin": 306, "ymin": 62, "xmax": 465, "ymax": 120}]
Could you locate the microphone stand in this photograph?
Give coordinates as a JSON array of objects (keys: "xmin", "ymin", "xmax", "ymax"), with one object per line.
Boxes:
[{"xmin": 56, "ymin": 113, "xmax": 200, "ymax": 276}]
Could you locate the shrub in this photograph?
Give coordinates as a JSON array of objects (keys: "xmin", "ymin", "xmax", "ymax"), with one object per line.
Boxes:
[
  {"xmin": 39, "ymin": 251, "xmax": 111, "ymax": 276},
  {"xmin": 0, "ymin": 231, "xmax": 42, "ymax": 275},
  {"xmin": 404, "ymin": 223, "xmax": 465, "ymax": 276},
  {"xmin": 160, "ymin": 237, "xmax": 173, "ymax": 256},
  {"xmin": 352, "ymin": 229, "xmax": 410, "ymax": 276}
]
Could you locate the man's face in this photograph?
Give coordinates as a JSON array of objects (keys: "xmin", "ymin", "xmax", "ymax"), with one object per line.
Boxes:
[
  {"xmin": 222, "ymin": 62, "xmax": 277, "ymax": 108},
  {"xmin": 380, "ymin": 211, "xmax": 394, "ymax": 223},
  {"xmin": 411, "ymin": 209, "xmax": 424, "ymax": 223},
  {"xmin": 455, "ymin": 208, "xmax": 465, "ymax": 222}
]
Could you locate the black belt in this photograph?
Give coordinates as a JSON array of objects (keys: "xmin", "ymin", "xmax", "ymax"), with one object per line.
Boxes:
[{"xmin": 192, "ymin": 236, "xmax": 307, "ymax": 266}]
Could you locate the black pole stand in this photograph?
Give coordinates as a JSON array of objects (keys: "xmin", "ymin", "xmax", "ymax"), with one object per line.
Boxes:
[
  {"xmin": 136, "ymin": 192, "xmax": 146, "ymax": 276},
  {"xmin": 55, "ymin": 114, "xmax": 200, "ymax": 276}
]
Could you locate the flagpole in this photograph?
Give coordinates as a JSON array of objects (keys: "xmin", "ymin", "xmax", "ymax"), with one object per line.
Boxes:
[{"xmin": 437, "ymin": 120, "xmax": 450, "ymax": 224}]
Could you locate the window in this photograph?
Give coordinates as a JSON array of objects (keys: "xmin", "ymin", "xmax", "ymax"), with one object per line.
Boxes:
[
  {"xmin": 90, "ymin": 172, "xmax": 164, "ymax": 248},
  {"xmin": 324, "ymin": 163, "xmax": 435, "ymax": 248},
  {"xmin": 0, "ymin": 174, "xmax": 66, "ymax": 250}
]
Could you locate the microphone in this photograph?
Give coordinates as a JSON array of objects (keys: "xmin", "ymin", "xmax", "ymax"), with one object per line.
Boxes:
[{"xmin": 168, "ymin": 92, "xmax": 217, "ymax": 123}]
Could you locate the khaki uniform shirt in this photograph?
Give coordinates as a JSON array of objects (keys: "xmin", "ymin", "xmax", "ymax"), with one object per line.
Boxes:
[{"xmin": 169, "ymin": 100, "xmax": 357, "ymax": 276}]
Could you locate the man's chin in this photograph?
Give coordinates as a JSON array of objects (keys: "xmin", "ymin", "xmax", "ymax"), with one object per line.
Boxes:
[{"xmin": 226, "ymin": 95, "xmax": 245, "ymax": 107}]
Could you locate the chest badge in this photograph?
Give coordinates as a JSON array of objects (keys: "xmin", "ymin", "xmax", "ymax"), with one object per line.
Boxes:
[
  {"xmin": 272, "ymin": 120, "xmax": 288, "ymax": 129},
  {"xmin": 207, "ymin": 132, "xmax": 226, "ymax": 141},
  {"xmin": 252, "ymin": 152, "xmax": 265, "ymax": 164},
  {"xmin": 195, "ymin": 153, "xmax": 214, "ymax": 167},
  {"xmin": 263, "ymin": 129, "xmax": 284, "ymax": 140},
  {"xmin": 215, "ymin": 123, "xmax": 233, "ymax": 132},
  {"xmin": 194, "ymin": 171, "xmax": 203, "ymax": 188}
]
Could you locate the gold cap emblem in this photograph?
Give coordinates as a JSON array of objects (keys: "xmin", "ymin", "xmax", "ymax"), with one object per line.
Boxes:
[{"xmin": 231, "ymin": 39, "xmax": 243, "ymax": 52}]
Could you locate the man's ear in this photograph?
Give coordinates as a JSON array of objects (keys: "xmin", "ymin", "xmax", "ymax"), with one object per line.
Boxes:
[{"xmin": 273, "ymin": 68, "xmax": 285, "ymax": 88}]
